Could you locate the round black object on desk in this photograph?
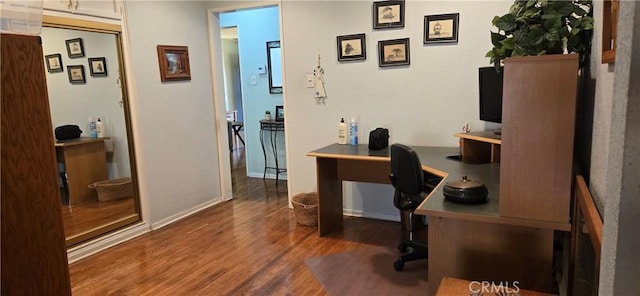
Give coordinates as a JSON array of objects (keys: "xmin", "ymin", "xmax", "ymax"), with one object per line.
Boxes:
[{"xmin": 443, "ymin": 175, "xmax": 488, "ymax": 203}]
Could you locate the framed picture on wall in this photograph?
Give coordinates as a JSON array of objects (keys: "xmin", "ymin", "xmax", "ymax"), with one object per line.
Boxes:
[
  {"xmin": 88, "ymin": 57, "xmax": 107, "ymax": 77},
  {"xmin": 336, "ymin": 33, "xmax": 366, "ymax": 62},
  {"xmin": 65, "ymin": 38, "xmax": 85, "ymax": 58},
  {"xmin": 45, "ymin": 54, "xmax": 63, "ymax": 73},
  {"xmin": 157, "ymin": 45, "xmax": 191, "ymax": 82},
  {"xmin": 67, "ymin": 65, "xmax": 86, "ymax": 84},
  {"xmin": 424, "ymin": 13, "xmax": 459, "ymax": 44},
  {"xmin": 378, "ymin": 38, "xmax": 410, "ymax": 67},
  {"xmin": 373, "ymin": 0, "xmax": 405, "ymax": 29},
  {"xmin": 275, "ymin": 105, "xmax": 284, "ymax": 121}
]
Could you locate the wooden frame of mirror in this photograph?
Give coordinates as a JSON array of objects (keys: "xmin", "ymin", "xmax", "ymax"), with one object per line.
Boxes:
[{"xmin": 42, "ymin": 15, "xmax": 141, "ymax": 247}]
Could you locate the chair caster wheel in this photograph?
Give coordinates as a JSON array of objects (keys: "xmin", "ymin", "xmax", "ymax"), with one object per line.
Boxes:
[
  {"xmin": 398, "ymin": 242, "xmax": 408, "ymax": 253},
  {"xmin": 393, "ymin": 259, "xmax": 404, "ymax": 271}
]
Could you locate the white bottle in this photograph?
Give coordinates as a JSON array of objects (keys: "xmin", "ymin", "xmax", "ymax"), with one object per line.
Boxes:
[
  {"xmin": 96, "ymin": 117, "xmax": 104, "ymax": 138},
  {"xmin": 349, "ymin": 116, "xmax": 358, "ymax": 145},
  {"xmin": 89, "ymin": 117, "xmax": 97, "ymax": 138},
  {"xmin": 337, "ymin": 118, "xmax": 348, "ymax": 144}
]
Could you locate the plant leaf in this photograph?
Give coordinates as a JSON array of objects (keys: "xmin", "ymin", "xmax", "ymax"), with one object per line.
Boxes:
[
  {"xmin": 485, "ymin": 49, "xmax": 495, "ymax": 58},
  {"xmin": 550, "ymin": 1, "xmax": 574, "ymax": 15},
  {"xmin": 543, "ymin": 16, "xmax": 562, "ymax": 30},
  {"xmin": 491, "ymin": 32, "xmax": 507, "ymax": 46},
  {"xmin": 527, "ymin": 27, "xmax": 546, "ymax": 45},
  {"xmin": 573, "ymin": 6, "xmax": 587, "ymax": 16},
  {"xmin": 495, "ymin": 14, "xmax": 517, "ymax": 31},
  {"xmin": 545, "ymin": 30, "xmax": 561, "ymax": 41},
  {"xmin": 501, "ymin": 37, "xmax": 516, "ymax": 50}
]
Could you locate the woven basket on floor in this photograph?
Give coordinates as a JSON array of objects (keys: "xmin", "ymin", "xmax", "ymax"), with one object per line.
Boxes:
[
  {"xmin": 89, "ymin": 177, "xmax": 133, "ymax": 202},
  {"xmin": 292, "ymin": 192, "xmax": 318, "ymax": 226}
]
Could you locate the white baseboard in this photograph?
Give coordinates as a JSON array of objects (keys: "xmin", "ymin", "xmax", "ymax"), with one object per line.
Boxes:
[
  {"xmin": 343, "ymin": 209, "xmax": 400, "ymax": 222},
  {"xmin": 247, "ymin": 172, "xmax": 288, "ymax": 180},
  {"xmin": 151, "ymin": 197, "xmax": 223, "ymax": 230},
  {"xmin": 67, "ymin": 222, "xmax": 150, "ymax": 263}
]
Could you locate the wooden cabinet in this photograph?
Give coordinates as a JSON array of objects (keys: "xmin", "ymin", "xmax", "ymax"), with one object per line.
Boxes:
[
  {"xmin": 1, "ymin": 33, "xmax": 71, "ymax": 295},
  {"xmin": 499, "ymin": 54, "xmax": 579, "ymax": 224},
  {"xmin": 44, "ymin": 0, "xmax": 122, "ymax": 20}
]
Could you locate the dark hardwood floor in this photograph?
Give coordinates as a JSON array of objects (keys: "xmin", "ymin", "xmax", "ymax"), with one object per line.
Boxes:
[{"xmin": 69, "ymin": 147, "xmax": 405, "ymax": 295}]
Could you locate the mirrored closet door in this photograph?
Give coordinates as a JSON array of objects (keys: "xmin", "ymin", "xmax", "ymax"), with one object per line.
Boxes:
[{"xmin": 41, "ymin": 17, "xmax": 140, "ymax": 246}]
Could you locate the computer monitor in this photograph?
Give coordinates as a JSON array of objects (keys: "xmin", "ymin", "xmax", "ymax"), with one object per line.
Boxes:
[{"xmin": 478, "ymin": 66, "xmax": 504, "ymax": 124}]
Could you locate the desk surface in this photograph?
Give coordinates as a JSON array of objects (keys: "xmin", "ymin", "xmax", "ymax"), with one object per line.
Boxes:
[
  {"xmin": 55, "ymin": 137, "xmax": 110, "ymax": 147},
  {"xmin": 308, "ymin": 143, "xmax": 570, "ymax": 231}
]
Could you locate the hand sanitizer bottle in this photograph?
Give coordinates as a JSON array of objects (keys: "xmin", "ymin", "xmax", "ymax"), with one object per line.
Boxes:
[
  {"xmin": 337, "ymin": 118, "xmax": 348, "ymax": 144},
  {"xmin": 349, "ymin": 116, "xmax": 358, "ymax": 145},
  {"xmin": 89, "ymin": 117, "xmax": 97, "ymax": 138}
]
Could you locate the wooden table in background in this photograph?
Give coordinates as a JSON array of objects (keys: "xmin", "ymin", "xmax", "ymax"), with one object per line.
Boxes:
[{"xmin": 55, "ymin": 137, "xmax": 109, "ymax": 205}]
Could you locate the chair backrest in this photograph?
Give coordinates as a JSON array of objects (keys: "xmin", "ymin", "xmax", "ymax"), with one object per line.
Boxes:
[{"xmin": 390, "ymin": 143, "xmax": 424, "ymax": 195}]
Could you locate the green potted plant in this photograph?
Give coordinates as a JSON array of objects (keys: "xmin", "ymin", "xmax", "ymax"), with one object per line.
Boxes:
[
  {"xmin": 486, "ymin": 0, "xmax": 594, "ymax": 69},
  {"xmin": 264, "ymin": 110, "xmax": 271, "ymax": 121}
]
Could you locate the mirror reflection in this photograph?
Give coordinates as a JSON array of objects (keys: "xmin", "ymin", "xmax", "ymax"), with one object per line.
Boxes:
[
  {"xmin": 267, "ymin": 40, "xmax": 282, "ymax": 94},
  {"xmin": 41, "ymin": 24, "xmax": 140, "ymax": 246}
]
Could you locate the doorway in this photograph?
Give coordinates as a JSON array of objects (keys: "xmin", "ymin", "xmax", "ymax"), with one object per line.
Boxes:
[{"xmin": 209, "ymin": 4, "xmax": 286, "ymax": 200}]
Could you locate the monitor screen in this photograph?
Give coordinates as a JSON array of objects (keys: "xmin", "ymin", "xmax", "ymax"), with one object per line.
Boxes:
[{"xmin": 478, "ymin": 66, "xmax": 504, "ymax": 124}]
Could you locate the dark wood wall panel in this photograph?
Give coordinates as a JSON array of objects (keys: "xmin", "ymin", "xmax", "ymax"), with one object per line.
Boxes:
[{"xmin": 1, "ymin": 33, "xmax": 71, "ymax": 295}]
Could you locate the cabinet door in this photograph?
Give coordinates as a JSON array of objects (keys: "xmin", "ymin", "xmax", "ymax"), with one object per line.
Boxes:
[
  {"xmin": 499, "ymin": 54, "xmax": 578, "ymax": 224},
  {"xmin": 1, "ymin": 33, "xmax": 71, "ymax": 295},
  {"xmin": 43, "ymin": 0, "xmax": 122, "ymax": 20}
]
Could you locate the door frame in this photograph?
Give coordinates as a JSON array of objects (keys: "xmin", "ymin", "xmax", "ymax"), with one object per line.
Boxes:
[{"xmin": 206, "ymin": 2, "xmax": 288, "ymax": 201}]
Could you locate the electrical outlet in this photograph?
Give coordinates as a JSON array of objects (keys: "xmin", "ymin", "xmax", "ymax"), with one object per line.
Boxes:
[{"xmin": 306, "ymin": 75, "xmax": 314, "ymax": 88}]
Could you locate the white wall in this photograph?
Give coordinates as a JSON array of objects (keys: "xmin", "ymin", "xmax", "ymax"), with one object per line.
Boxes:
[
  {"xmin": 42, "ymin": 27, "xmax": 131, "ymax": 179},
  {"xmin": 124, "ymin": 1, "xmax": 222, "ymax": 226},
  {"xmin": 281, "ymin": 1, "xmax": 511, "ymax": 220}
]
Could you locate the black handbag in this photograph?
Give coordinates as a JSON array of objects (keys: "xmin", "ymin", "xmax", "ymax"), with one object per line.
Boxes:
[
  {"xmin": 368, "ymin": 128, "xmax": 389, "ymax": 150},
  {"xmin": 55, "ymin": 125, "xmax": 82, "ymax": 140}
]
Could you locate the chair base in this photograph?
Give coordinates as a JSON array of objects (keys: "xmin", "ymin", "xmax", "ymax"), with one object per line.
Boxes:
[{"xmin": 394, "ymin": 240, "xmax": 428, "ymax": 271}]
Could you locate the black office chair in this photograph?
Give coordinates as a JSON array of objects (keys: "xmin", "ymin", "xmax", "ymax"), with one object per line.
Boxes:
[{"xmin": 389, "ymin": 143, "xmax": 430, "ymax": 271}]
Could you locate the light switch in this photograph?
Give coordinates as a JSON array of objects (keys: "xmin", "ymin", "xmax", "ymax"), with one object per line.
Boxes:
[
  {"xmin": 251, "ymin": 74, "xmax": 257, "ymax": 85},
  {"xmin": 306, "ymin": 75, "xmax": 314, "ymax": 88}
]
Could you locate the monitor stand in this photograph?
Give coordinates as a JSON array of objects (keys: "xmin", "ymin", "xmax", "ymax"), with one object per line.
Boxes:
[{"xmin": 493, "ymin": 129, "xmax": 502, "ymax": 135}]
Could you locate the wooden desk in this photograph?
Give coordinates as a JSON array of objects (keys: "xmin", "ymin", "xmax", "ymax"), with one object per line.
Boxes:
[
  {"xmin": 55, "ymin": 137, "xmax": 109, "ymax": 205},
  {"xmin": 307, "ymin": 143, "xmax": 570, "ymax": 295},
  {"xmin": 455, "ymin": 131, "xmax": 501, "ymax": 163}
]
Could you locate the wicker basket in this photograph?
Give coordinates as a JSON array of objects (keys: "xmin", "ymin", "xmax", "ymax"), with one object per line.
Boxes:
[
  {"xmin": 89, "ymin": 177, "xmax": 133, "ymax": 202},
  {"xmin": 291, "ymin": 192, "xmax": 318, "ymax": 226}
]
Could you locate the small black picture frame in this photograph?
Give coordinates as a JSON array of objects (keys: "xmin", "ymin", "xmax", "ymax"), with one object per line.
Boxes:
[
  {"xmin": 424, "ymin": 13, "xmax": 460, "ymax": 44},
  {"xmin": 373, "ymin": 0, "xmax": 405, "ymax": 29},
  {"xmin": 275, "ymin": 105, "xmax": 284, "ymax": 121},
  {"xmin": 45, "ymin": 53, "xmax": 63, "ymax": 73},
  {"xmin": 65, "ymin": 38, "xmax": 85, "ymax": 58},
  {"xmin": 378, "ymin": 38, "xmax": 410, "ymax": 67},
  {"xmin": 336, "ymin": 33, "xmax": 366, "ymax": 62},
  {"xmin": 67, "ymin": 65, "xmax": 86, "ymax": 84},
  {"xmin": 88, "ymin": 57, "xmax": 107, "ymax": 77}
]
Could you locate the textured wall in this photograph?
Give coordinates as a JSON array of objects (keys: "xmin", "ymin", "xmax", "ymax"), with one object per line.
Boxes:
[{"xmin": 598, "ymin": 1, "xmax": 640, "ymax": 294}]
